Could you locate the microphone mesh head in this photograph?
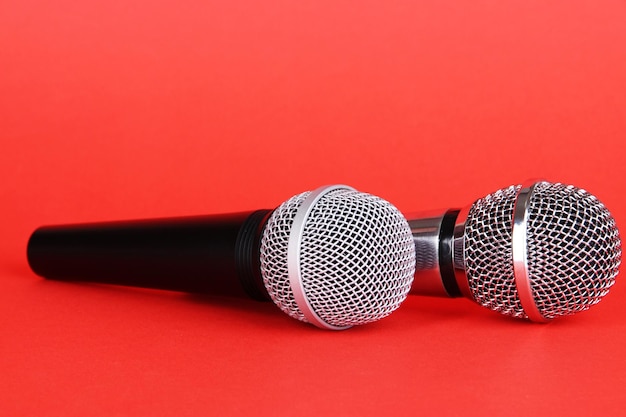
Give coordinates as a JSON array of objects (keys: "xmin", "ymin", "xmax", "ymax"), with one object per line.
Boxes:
[
  {"xmin": 464, "ymin": 185, "xmax": 524, "ymax": 317},
  {"xmin": 527, "ymin": 183, "xmax": 621, "ymax": 319},
  {"xmin": 464, "ymin": 182, "xmax": 621, "ymax": 319},
  {"xmin": 259, "ymin": 188, "xmax": 416, "ymax": 328}
]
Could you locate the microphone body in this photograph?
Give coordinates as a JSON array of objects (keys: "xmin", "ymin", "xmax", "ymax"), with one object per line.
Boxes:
[
  {"xmin": 27, "ymin": 185, "xmax": 416, "ymax": 330},
  {"xmin": 27, "ymin": 210, "xmax": 272, "ymax": 300},
  {"xmin": 408, "ymin": 181, "xmax": 621, "ymax": 322}
]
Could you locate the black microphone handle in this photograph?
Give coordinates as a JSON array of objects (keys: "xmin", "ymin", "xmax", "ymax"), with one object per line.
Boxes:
[{"xmin": 27, "ymin": 209, "xmax": 273, "ymax": 301}]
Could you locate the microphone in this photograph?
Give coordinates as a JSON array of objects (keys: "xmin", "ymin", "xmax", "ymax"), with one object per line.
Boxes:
[
  {"xmin": 27, "ymin": 185, "xmax": 416, "ymax": 330},
  {"xmin": 408, "ymin": 181, "xmax": 621, "ymax": 322}
]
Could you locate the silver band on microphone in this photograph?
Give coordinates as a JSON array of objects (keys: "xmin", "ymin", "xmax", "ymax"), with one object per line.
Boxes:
[
  {"xmin": 512, "ymin": 182, "xmax": 550, "ymax": 322},
  {"xmin": 287, "ymin": 185, "xmax": 355, "ymax": 330}
]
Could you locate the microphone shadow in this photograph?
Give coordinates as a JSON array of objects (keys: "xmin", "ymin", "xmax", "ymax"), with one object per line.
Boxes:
[
  {"xmin": 404, "ymin": 295, "xmax": 542, "ymax": 326},
  {"xmin": 183, "ymin": 291, "xmax": 278, "ymax": 317},
  {"xmin": 402, "ymin": 295, "xmax": 476, "ymax": 322},
  {"xmin": 32, "ymin": 275, "xmax": 297, "ymax": 328}
]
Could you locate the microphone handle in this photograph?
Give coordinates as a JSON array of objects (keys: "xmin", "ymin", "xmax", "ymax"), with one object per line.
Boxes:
[{"xmin": 27, "ymin": 209, "xmax": 273, "ymax": 301}]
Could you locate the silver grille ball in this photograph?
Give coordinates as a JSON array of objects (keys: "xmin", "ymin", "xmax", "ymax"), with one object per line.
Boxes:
[
  {"xmin": 464, "ymin": 182, "xmax": 621, "ymax": 320},
  {"xmin": 259, "ymin": 186, "xmax": 416, "ymax": 329},
  {"xmin": 464, "ymin": 185, "xmax": 524, "ymax": 318}
]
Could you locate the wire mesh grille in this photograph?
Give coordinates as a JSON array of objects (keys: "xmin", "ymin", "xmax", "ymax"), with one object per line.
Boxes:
[
  {"xmin": 464, "ymin": 185, "xmax": 526, "ymax": 318},
  {"xmin": 527, "ymin": 182, "xmax": 621, "ymax": 319},
  {"xmin": 260, "ymin": 188, "xmax": 415, "ymax": 327},
  {"xmin": 464, "ymin": 182, "xmax": 621, "ymax": 320},
  {"xmin": 259, "ymin": 191, "xmax": 311, "ymax": 323}
]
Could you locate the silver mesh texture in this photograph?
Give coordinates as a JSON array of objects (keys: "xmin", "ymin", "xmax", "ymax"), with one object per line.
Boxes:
[
  {"xmin": 259, "ymin": 188, "xmax": 415, "ymax": 327},
  {"xmin": 259, "ymin": 191, "xmax": 311, "ymax": 323},
  {"xmin": 526, "ymin": 182, "xmax": 621, "ymax": 319},
  {"xmin": 463, "ymin": 182, "xmax": 621, "ymax": 320},
  {"xmin": 464, "ymin": 185, "xmax": 525, "ymax": 318}
]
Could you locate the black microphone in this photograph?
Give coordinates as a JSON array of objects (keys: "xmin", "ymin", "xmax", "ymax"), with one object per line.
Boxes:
[
  {"xmin": 27, "ymin": 185, "xmax": 416, "ymax": 330},
  {"xmin": 408, "ymin": 181, "xmax": 621, "ymax": 322}
]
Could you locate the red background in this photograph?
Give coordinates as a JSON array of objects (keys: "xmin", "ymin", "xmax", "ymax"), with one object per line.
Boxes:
[{"xmin": 1, "ymin": 1, "xmax": 625, "ymax": 415}]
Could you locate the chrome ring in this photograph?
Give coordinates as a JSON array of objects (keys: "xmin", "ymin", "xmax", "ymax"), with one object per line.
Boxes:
[
  {"xmin": 287, "ymin": 184, "xmax": 355, "ymax": 330},
  {"xmin": 452, "ymin": 205, "xmax": 473, "ymax": 299},
  {"xmin": 512, "ymin": 181, "xmax": 551, "ymax": 323}
]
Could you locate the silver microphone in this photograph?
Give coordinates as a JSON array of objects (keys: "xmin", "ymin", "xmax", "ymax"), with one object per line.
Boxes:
[{"xmin": 408, "ymin": 181, "xmax": 621, "ymax": 322}]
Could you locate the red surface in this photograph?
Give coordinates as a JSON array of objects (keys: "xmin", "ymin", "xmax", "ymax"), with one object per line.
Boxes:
[{"xmin": 2, "ymin": 1, "xmax": 626, "ymax": 415}]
